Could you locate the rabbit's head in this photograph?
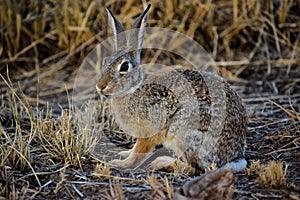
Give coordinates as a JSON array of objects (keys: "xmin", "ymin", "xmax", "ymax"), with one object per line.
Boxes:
[{"xmin": 96, "ymin": 5, "xmax": 151, "ymax": 97}]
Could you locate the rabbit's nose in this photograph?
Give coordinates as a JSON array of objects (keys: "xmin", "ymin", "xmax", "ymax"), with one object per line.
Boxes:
[{"xmin": 96, "ymin": 83, "xmax": 107, "ymax": 93}]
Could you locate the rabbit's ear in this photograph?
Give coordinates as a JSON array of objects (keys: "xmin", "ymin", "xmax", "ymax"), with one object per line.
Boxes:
[
  {"xmin": 105, "ymin": 7, "xmax": 127, "ymax": 50},
  {"xmin": 128, "ymin": 4, "xmax": 151, "ymax": 64}
]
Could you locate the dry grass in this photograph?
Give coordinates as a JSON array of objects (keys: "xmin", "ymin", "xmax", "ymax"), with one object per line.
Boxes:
[
  {"xmin": 205, "ymin": 162, "xmax": 219, "ymax": 173},
  {"xmin": 1, "ymin": 0, "xmax": 300, "ymax": 199},
  {"xmin": 246, "ymin": 160, "xmax": 290, "ymax": 188},
  {"xmin": 257, "ymin": 161, "xmax": 289, "ymax": 188},
  {"xmin": 1, "ymin": 1, "xmax": 299, "ymax": 82},
  {"xmin": 245, "ymin": 160, "xmax": 264, "ymax": 177},
  {"xmin": 0, "ymin": 72, "xmax": 102, "ymax": 198},
  {"xmin": 148, "ymin": 173, "xmax": 174, "ymax": 199},
  {"xmin": 93, "ymin": 162, "xmax": 111, "ymax": 180}
]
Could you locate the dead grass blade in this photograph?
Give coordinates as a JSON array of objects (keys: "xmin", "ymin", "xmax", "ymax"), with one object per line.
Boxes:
[{"xmin": 268, "ymin": 99, "xmax": 300, "ymax": 122}]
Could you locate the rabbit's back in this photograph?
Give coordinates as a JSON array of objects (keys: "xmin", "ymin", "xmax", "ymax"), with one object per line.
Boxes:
[
  {"xmin": 217, "ymin": 82, "xmax": 247, "ymax": 164},
  {"xmin": 169, "ymin": 70, "xmax": 247, "ymax": 169}
]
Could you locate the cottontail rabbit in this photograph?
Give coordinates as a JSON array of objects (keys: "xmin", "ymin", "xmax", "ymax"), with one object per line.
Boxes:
[{"xmin": 96, "ymin": 4, "xmax": 247, "ymax": 172}]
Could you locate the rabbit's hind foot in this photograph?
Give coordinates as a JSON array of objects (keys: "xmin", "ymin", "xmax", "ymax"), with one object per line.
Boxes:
[{"xmin": 149, "ymin": 156, "xmax": 178, "ymax": 170}]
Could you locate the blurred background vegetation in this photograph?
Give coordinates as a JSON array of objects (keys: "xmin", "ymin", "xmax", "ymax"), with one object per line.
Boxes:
[{"xmin": 1, "ymin": 0, "xmax": 299, "ymax": 104}]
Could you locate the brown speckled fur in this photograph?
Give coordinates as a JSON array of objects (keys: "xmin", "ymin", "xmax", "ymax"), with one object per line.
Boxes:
[{"xmin": 96, "ymin": 5, "xmax": 247, "ymax": 171}]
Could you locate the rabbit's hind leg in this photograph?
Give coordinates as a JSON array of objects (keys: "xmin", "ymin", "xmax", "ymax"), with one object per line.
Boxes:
[{"xmin": 149, "ymin": 156, "xmax": 178, "ymax": 170}]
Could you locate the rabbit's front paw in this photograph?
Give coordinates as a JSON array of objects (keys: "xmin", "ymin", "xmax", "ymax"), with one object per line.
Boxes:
[
  {"xmin": 108, "ymin": 153, "xmax": 148, "ymax": 169},
  {"xmin": 108, "ymin": 159, "xmax": 126, "ymax": 168}
]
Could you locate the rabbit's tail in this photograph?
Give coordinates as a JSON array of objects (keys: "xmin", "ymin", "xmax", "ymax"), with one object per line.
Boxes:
[{"xmin": 220, "ymin": 158, "xmax": 247, "ymax": 173}]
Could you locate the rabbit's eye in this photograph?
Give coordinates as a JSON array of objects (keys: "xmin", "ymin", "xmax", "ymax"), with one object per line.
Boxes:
[{"xmin": 119, "ymin": 61, "xmax": 132, "ymax": 74}]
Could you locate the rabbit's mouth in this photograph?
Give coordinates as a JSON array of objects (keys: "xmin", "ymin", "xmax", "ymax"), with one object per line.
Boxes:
[{"xmin": 100, "ymin": 93, "xmax": 112, "ymax": 99}]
